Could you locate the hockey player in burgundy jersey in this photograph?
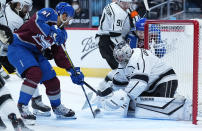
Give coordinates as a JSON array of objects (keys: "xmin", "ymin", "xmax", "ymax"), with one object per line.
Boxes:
[
  {"xmin": 7, "ymin": 2, "xmax": 84, "ymax": 123},
  {"xmin": 0, "ymin": 0, "xmax": 52, "ymax": 117}
]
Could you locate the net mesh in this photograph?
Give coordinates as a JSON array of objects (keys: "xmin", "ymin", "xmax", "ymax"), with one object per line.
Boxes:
[{"xmin": 144, "ymin": 20, "xmax": 202, "ymax": 124}]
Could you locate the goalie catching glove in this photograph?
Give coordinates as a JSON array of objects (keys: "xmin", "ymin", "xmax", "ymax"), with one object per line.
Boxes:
[
  {"xmin": 100, "ymin": 89, "xmax": 130, "ymax": 111},
  {"xmin": 68, "ymin": 67, "xmax": 84, "ymax": 85}
]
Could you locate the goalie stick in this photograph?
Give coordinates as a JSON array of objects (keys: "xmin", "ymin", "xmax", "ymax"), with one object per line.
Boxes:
[{"xmin": 83, "ymin": 81, "xmax": 113, "ymax": 97}]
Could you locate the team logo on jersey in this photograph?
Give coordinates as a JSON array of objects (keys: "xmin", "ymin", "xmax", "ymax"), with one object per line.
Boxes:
[{"xmin": 32, "ymin": 34, "xmax": 52, "ymax": 50}]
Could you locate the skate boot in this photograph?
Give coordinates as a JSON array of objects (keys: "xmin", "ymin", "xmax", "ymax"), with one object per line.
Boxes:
[
  {"xmin": 0, "ymin": 117, "xmax": 6, "ymax": 129},
  {"xmin": 18, "ymin": 104, "xmax": 36, "ymax": 125},
  {"xmin": 31, "ymin": 95, "xmax": 51, "ymax": 117},
  {"xmin": 0, "ymin": 69, "xmax": 10, "ymax": 80},
  {"xmin": 8, "ymin": 113, "xmax": 33, "ymax": 131},
  {"xmin": 52, "ymin": 104, "xmax": 76, "ymax": 119}
]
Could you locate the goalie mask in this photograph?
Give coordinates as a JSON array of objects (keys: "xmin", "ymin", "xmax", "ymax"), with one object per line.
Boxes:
[
  {"xmin": 0, "ymin": 24, "xmax": 13, "ymax": 45},
  {"xmin": 113, "ymin": 41, "xmax": 133, "ymax": 64}
]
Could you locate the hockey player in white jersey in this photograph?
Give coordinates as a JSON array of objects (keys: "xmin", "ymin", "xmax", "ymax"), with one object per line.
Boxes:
[
  {"xmin": 88, "ymin": 41, "xmax": 197, "ymax": 120},
  {"xmin": 96, "ymin": 0, "xmax": 133, "ymax": 69},
  {"xmin": 1, "ymin": 0, "xmax": 51, "ymax": 117},
  {"xmin": 0, "ymin": 22, "xmax": 32, "ymax": 130}
]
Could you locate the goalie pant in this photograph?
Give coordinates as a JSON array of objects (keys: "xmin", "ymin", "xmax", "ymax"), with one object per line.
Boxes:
[{"xmin": 0, "ymin": 75, "xmax": 21, "ymax": 118}]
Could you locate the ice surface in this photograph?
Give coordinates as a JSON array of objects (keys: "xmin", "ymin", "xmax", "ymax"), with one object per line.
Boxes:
[{"xmin": 1, "ymin": 75, "xmax": 202, "ymax": 131}]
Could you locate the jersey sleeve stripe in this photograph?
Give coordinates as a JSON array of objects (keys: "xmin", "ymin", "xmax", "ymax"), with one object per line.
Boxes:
[
  {"xmin": 128, "ymin": 81, "xmax": 139, "ymax": 93},
  {"xmin": 140, "ymin": 49, "xmax": 145, "ymax": 73},
  {"xmin": 109, "ymin": 5, "xmax": 115, "ymax": 31},
  {"xmin": 131, "ymin": 74, "xmax": 149, "ymax": 83},
  {"xmin": 113, "ymin": 78, "xmax": 129, "ymax": 86},
  {"xmin": 100, "ymin": 13, "xmax": 105, "ymax": 30}
]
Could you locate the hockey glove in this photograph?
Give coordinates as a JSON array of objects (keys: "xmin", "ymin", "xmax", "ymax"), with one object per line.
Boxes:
[
  {"xmin": 50, "ymin": 26, "xmax": 67, "ymax": 45},
  {"xmin": 68, "ymin": 67, "xmax": 84, "ymax": 85}
]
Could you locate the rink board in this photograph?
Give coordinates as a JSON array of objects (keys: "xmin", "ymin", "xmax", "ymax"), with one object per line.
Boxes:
[{"xmin": 52, "ymin": 29, "xmax": 111, "ymax": 77}]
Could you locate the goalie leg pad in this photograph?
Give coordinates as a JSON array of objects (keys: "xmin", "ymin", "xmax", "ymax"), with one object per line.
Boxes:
[
  {"xmin": 130, "ymin": 97, "xmax": 192, "ymax": 121},
  {"xmin": 0, "ymin": 76, "xmax": 5, "ymax": 89},
  {"xmin": 0, "ymin": 94, "xmax": 12, "ymax": 107}
]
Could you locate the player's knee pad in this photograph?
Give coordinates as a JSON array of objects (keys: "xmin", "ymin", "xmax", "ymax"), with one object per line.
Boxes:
[
  {"xmin": 23, "ymin": 67, "xmax": 42, "ymax": 88},
  {"xmin": 0, "ymin": 94, "xmax": 12, "ymax": 107},
  {"xmin": 0, "ymin": 76, "xmax": 5, "ymax": 89},
  {"xmin": 43, "ymin": 77, "xmax": 60, "ymax": 96}
]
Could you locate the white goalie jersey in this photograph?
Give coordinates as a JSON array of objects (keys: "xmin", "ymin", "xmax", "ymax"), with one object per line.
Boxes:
[
  {"xmin": 97, "ymin": 2, "xmax": 131, "ymax": 45},
  {"xmin": 113, "ymin": 48, "xmax": 177, "ymax": 99}
]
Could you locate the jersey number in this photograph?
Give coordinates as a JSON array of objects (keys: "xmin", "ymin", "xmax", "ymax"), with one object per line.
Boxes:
[
  {"xmin": 42, "ymin": 11, "xmax": 51, "ymax": 17},
  {"xmin": 116, "ymin": 20, "xmax": 122, "ymax": 27}
]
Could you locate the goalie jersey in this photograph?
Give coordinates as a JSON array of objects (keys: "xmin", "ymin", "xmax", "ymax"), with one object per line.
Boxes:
[
  {"xmin": 97, "ymin": 2, "xmax": 131, "ymax": 43},
  {"xmin": 113, "ymin": 48, "xmax": 177, "ymax": 99}
]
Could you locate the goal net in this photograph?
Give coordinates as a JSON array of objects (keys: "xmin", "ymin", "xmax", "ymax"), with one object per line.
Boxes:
[{"xmin": 144, "ymin": 19, "xmax": 202, "ymax": 124}]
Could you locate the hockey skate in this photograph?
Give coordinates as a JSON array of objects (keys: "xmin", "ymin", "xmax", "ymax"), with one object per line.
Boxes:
[
  {"xmin": 0, "ymin": 69, "xmax": 10, "ymax": 80},
  {"xmin": 18, "ymin": 104, "xmax": 36, "ymax": 125},
  {"xmin": 8, "ymin": 113, "xmax": 33, "ymax": 131},
  {"xmin": 0, "ymin": 117, "xmax": 6, "ymax": 129},
  {"xmin": 52, "ymin": 104, "xmax": 76, "ymax": 119},
  {"xmin": 31, "ymin": 95, "xmax": 51, "ymax": 117}
]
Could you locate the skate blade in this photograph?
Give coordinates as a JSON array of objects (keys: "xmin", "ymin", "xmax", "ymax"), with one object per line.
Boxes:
[
  {"xmin": 33, "ymin": 109, "xmax": 51, "ymax": 117},
  {"xmin": 23, "ymin": 119, "xmax": 35, "ymax": 126},
  {"xmin": 55, "ymin": 115, "xmax": 77, "ymax": 120}
]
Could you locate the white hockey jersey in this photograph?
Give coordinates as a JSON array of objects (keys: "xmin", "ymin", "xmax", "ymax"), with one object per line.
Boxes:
[
  {"xmin": 0, "ymin": 8, "xmax": 8, "ymax": 56},
  {"xmin": 97, "ymin": 2, "xmax": 131, "ymax": 45},
  {"xmin": 0, "ymin": 9, "xmax": 7, "ymax": 26},
  {"xmin": 5, "ymin": 4, "xmax": 24, "ymax": 32},
  {"xmin": 113, "ymin": 48, "xmax": 177, "ymax": 99},
  {"xmin": 0, "ymin": 4, "xmax": 27, "ymax": 56}
]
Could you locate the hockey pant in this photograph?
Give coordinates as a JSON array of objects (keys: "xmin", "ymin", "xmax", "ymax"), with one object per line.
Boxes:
[
  {"xmin": 0, "ymin": 56, "xmax": 16, "ymax": 74},
  {"xmin": 140, "ymin": 69, "xmax": 178, "ymax": 98},
  {"xmin": 98, "ymin": 35, "xmax": 118, "ymax": 69}
]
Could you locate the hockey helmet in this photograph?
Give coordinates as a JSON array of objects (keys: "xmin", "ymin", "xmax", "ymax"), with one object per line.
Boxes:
[
  {"xmin": 113, "ymin": 41, "xmax": 133, "ymax": 64},
  {"xmin": 11, "ymin": 0, "xmax": 33, "ymax": 12},
  {"xmin": 136, "ymin": 18, "xmax": 147, "ymax": 31},
  {"xmin": 55, "ymin": 2, "xmax": 74, "ymax": 18}
]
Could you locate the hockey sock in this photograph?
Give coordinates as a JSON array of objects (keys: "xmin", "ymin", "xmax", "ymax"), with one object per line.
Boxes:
[
  {"xmin": 18, "ymin": 67, "xmax": 42, "ymax": 105},
  {"xmin": 43, "ymin": 77, "xmax": 61, "ymax": 107}
]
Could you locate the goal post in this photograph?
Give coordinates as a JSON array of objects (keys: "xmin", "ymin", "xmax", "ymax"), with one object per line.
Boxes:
[{"xmin": 144, "ymin": 20, "xmax": 201, "ymax": 124}]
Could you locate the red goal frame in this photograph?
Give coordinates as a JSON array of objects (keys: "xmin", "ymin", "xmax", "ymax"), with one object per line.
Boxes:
[{"xmin": 144, "ymin": 20, "xmax": 200, "ymax": 124}]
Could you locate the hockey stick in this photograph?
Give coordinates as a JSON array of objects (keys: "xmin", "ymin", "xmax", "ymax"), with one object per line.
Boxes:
[
  {"xmin": 143, "ymin": 0, "xmax": 150, "ymax": 18},
  {"xmin": 83, "ymin": 81, "xmax": 113, "ymax": 97},
  {"xmin": 60, "ymin": 44, "xmax": 95, "ymax": 118}
]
